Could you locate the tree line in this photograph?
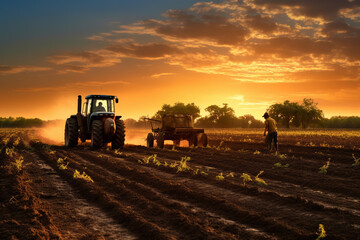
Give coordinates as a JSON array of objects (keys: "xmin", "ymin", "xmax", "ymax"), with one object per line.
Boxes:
[
  {"xmin": 125, "ymin": 100, "xmax": 360, "ymax": 129},
  {"xmin": 2, "ymin": 100, "xmax": 360, "ymax": 128},
  {"xmin": 0, "ymin": 117, "xmax": 43, "ymax": 128}
]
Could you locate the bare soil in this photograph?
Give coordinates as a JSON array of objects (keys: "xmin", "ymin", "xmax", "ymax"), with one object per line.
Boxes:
[{"xmin": 1, "ymin": 129, "xmax": 359, "ymax": 239}]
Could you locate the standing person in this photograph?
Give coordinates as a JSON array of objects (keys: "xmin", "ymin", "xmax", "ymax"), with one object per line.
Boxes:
[{"xmin": 263, "ymin": 112, "xmax": 278, "ymax": 152}]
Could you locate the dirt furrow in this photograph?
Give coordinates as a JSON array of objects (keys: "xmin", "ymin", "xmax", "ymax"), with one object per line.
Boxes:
[
  {"xmin": 57, "ymin": 149, "xmax": 239, "ymax": 240},
  {"xmin": 125, "ymin": 145, "xmax": 360, "ymax": 197},
  {"xmin": 125, "ymin": 151, "xmax": 360, "ymax": 238},
  {"xmin": 25, "ymin": 151, "xmax": 136, "ymax": 240},
  {"xmin": 119, "ymin": 147, "xmax": 360, "ymax": 216},
  {"xmin": 31, "ymin": 141, "xmax": 177, "ymax": 240},
  {"xmin": 69, "ymin": 149, "xmax": 325, "ymax": 239}
]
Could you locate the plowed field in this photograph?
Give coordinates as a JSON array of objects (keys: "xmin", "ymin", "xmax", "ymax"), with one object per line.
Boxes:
[{"xmin": 1, "ymin": 128, "xmax": 359, "ymax": 239}]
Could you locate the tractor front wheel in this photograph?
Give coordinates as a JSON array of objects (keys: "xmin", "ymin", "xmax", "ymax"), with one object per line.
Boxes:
[
  {"xmin": 65, "ymin": 118, "xmax": 78, "ymax": 147},
  {"xmin": 91, "ymin": 120, "xmax": 104, "ymax": 149},
  {"xmin": 112, "ymin": 119, "xmax": 125, "ymax": 149},
  {"xmin": 197, "ymin": 133, "xmax": 208, "ymax": 147},
  {"xmin": 157, "ymin": 132, "xmax": 164, "ymax": 148},
  {"xmin": 147, "ymin": 133, "xmax": 154, "ymax": 148}
]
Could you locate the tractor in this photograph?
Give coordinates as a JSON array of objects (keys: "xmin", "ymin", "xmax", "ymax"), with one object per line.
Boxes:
[
  {"xmin": 145, "ymin": 114, "xmax": 208, "ymax": 148},
  {"xmin": 65, "ymin": 95, "xmax": 125, "ymax": 149}
]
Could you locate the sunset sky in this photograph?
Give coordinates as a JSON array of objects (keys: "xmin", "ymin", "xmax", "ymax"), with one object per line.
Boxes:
[{"xmin": 1, "ymin": 0, "xmax": 360, "ymax": 120}]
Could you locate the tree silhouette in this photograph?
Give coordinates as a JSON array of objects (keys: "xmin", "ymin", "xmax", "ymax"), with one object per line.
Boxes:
[
  {"xmin": 153, "ymin": 102, "xmax": 201, "ymax": 120},
  {"xmin": 268, "ymin": 99, "xmax": 323, "ymax": 128}
]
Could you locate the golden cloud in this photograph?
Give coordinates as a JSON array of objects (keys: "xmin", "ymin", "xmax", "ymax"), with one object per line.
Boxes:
[{"xmin": 0, "ymin": 65, "xmax": 51, "ymax": 74}]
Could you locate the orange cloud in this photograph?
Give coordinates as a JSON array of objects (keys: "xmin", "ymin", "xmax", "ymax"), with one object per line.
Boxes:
[
  {"xmin": 48, "ymin": 50, "xmax": 121, "ymax": 73},
  {"xmin": 105, "ymin": 42, "xmax": 181, "ymax": 59},
  {"xmin": 0, "ymin": 65, "xmax": 51, "ymax": 74},
  {"xmin": 151, "ymin": 72, "xmax": 175, "ymax": 78},
  {"xmin": 141, "ymin": 10, "xmax": 249, "ymax": 46},
  {"xmin": 250, "ymin": 0, "xmax": 360, "ymax": 20}
]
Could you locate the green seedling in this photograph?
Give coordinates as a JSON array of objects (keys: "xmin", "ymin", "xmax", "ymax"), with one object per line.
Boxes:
[
  {"xmin": 216, "ymin": 172, "xmax": 224, "ymax": 181},
  {"xmin": 169, "ymin": 162, "xmax": 178, "ymax": 168},
  {"xmin": 3, "ymin": 138, "xmax": 10, "ymax": 145},
  {"xmin": 73, "ymin": 169, "xmax": 94, "ymax": 183},
  {"xmin": 275, "ymin": 152, "xmax": 287, "ymax": 159},
  {"xmin": 274, "ymin": 162, "xmax": 289, "ymax": 168},
  {"xmin": 151, "ymin": 154, "xmax": 160, "ymax": 164},
  {"xmin": 5, "ymin": 155, "xmax": 24, "ymax": 173},
  {"xmin": 240, "ymin": 173, "xmax": 252, "ymax": 186},
  {"xmin": 114, "ymin": 149, "xmax": 124, "ymax": 156},
  {"xmin": 13, "ymin": 137, "xmax": 21, "ymax": 146},
  {"xmin": 255, "ymin": 171, "xmax": 267, "ymax": 186},
  {"xmin": 253, "ymin": 150, "xmax": 261, "ymax": 155},
  {"xmin": 319, "ymin": 158, "xmax": 331, "ymax": 174},
  {"xmin": 57, "ymin": 157, "xmax": 69, "ymax": 170},
  {"xmin": 352, "ymin": 154, "xmax": 360, "ymax": 167},
  {"xmin": 5, "ymin": 147, "xmax": 15, "ymax": 157},
  {"xmin": 316, "ymin": 224, "xmax": 326, "ymax": 240},
  {"xmin": 138, "ymin": 154, "xmax": 157, "ymax": 165},
  {"xmin": 177, "ymin": 156, "xmax": 191, "ymax": 172},
  {"xmin": 224, "ymin": 147, "xmax": 231, "ymax": 152},
  {"xmin": 226, "ymin": 172, "xmax": 235, "ymax": 178},
  {"xmin": 216, "ymin": 141, "xmax": 225, "ymax": 150},
  {"xmin": 171, "ymin": 146, "xmax": 178, "ymax": 152},
  {"xmin": 200, "ymin": 171, "xmax": 208, "ymax": 176},
  {"xmin": 13, "ymin": 155, "xmax": 24, "ymax": 172}
]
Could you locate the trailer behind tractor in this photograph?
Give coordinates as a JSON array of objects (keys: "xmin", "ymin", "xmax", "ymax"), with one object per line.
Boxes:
[{"xmin": 145, "ymin": 114, "xmax": 208, "ymax": 148}]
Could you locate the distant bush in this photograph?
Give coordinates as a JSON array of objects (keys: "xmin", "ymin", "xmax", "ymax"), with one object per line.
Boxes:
[{"xmin": 0, "ymin": 117, "xmax": 43, "ymax": 128}]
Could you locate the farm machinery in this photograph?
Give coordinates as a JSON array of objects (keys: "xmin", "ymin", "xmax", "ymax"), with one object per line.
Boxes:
[
  {"xmin": 145, "ymin": 114, "xmax": 208, "ymax": 148},
  {"xmin": 65, "ymin": 95, "xmax": 125, "ymax": 149}
]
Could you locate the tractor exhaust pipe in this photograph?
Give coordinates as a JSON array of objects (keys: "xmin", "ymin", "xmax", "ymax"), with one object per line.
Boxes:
[
  {"xmin": 78, "ymin": 95, "xmax": 82, "ymax": 114},
  {"xmin": 77, "ymin": 95, "xmax": 86, "ymax": 142}
]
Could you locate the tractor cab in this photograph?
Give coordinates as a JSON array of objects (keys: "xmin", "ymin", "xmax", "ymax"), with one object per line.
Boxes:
[
  {"xmin": 80, "ymin": 95, "xmax": 118, "ymax": 133},
  {"xmin": 82, "ymin": 95, "xmax": 118, "ymax": 115}
]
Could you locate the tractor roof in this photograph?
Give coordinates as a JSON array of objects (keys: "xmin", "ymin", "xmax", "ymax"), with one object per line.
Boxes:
[{"xmin": 85, "ymin": 95, "xmax": 116, "ymax": 99}]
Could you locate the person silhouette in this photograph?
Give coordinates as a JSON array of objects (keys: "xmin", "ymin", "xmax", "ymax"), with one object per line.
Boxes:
[
  {"xmin": 263, "ymin": 112, "xmax": 278, "ymax": 152},
  {"xmin": 94, "ymin": 102, "xmax": 106, "ymax": 112}
]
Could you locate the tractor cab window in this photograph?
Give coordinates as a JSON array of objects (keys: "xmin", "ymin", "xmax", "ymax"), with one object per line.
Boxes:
[
  {"xmin": 91, "ymin": 99, "xmax": 115, "ymax": 113},
  {"xmin": 82, "ymin": 101, "xmax": 87, "ymax": 115},
  {"xmin": 86, "ymin": 99, "xmax": 92, "ymax": 115}
]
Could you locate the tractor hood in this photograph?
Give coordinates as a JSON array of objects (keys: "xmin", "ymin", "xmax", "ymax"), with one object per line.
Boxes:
[{"xmin": 90, "ymin": 112, "xmax": 115, "ymax": 118}]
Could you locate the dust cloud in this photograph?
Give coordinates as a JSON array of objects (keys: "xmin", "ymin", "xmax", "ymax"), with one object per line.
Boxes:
[
  {"xmin": 36, "ymin": 120, "xmax": 65, "ymax": 145},
  {"xmin": 35, "ymin": 122, "xmax": 186, "ymax": 147},
  {"xmin": 36, "ymin": 121, "xmax": 150, "ymax": 146},
  {"xmin": 125, "ymin": 129, "xmax": 147, "ymax": 146}
]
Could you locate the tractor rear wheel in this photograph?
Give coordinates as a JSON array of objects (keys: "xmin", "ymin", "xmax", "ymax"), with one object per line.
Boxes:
[
  {"xmin": 147, "ymin": 133, "xmax": 154, "ymax": 148},
  {"xmin": 188, "ymin": 134, "xmax": 198, "ymax": 147},
  {"xmin": 112, "ymin": 119, "xmax": 125, "ymax": 149},
  {"xmin": 65, "ymin": 118, "xmax": 78, "ymax": 147},
  {"xmin": 197, "ymin": 133, "xmax": 208, "ymax": 147},
  {"xmin": 91, "ymin": 120, "xmax": 104, "ymax": 149},
  {"xmin": 157, "ymin": 132, "xmax": 164, "ymax": 148}
]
